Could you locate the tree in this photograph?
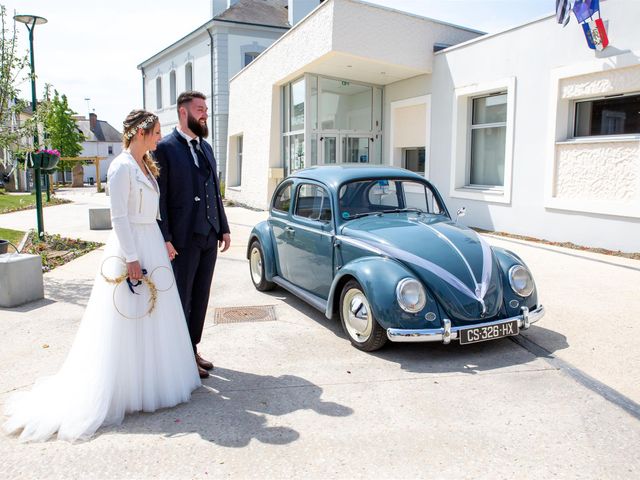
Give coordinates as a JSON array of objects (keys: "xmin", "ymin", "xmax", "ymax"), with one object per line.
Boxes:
[
  {"xmin": 42, "ymin": 87, "xmax": 84, "ymax": 161},
  {"xmin": 0, "ymin": 4, "xmax": 32, "ymax": 167}
]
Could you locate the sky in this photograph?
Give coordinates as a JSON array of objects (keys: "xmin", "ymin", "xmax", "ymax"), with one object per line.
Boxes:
[{"xmin": 3, "ymin": 0, "xmax": 555, "ymax": 130}]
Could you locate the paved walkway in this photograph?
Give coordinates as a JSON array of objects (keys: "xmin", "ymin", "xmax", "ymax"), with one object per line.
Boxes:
[{"xmin": 1, "ymin": 189, "xmax": 639, "ymax": 479}]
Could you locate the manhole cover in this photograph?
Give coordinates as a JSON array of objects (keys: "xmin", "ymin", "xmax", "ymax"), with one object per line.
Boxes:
[{"xmin": 214, "ymin": 305, "xmax": 277, "ymax": 324}]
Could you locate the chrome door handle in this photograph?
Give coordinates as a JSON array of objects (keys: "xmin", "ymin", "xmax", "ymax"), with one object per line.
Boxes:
[{"xmin": 285, "ymin": 227, "xmax": 295, "ymax": 234}]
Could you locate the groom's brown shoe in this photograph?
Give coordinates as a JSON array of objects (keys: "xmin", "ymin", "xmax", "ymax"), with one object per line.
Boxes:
[
  {"xmin": 195, "ymin": 353, "xmax": 214, "ymax": 371},
  {"xmin": 197, "ymin": 364, "xmax": 210, "ymax": 379}
]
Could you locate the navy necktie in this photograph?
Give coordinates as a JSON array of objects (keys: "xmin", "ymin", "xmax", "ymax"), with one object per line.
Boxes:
[{"xmin": 190, "ymin": 139, "xmax": 209, "ymax": 172}]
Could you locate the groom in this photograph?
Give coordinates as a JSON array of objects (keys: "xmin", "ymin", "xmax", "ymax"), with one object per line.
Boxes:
[{"xmin": 156, "ymin": 91, "xmax": 231, "ymax": 379}]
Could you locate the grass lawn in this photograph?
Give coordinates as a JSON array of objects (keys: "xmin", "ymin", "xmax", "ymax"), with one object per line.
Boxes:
[
  {"xmin": 0, "ymin": 227, "xmax": 26, "ymax": 251},
  {"xmin": 0, "ymin": 191, "xmax": 70, "ymax": 214}
]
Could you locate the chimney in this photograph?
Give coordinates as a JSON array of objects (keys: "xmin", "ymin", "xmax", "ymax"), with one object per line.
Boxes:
[{"xmin": 89, "ymin": 112, "xmax": 97, "ymax": 131}]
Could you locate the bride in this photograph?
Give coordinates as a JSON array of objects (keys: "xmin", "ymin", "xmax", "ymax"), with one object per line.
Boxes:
[{"xmin": 3, "ymin": 110, "xmax": 201, "ymax": 442}]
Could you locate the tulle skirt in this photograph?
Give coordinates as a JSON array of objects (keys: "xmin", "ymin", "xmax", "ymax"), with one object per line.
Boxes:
[{"xmin": 3, "ymin": 222, "xmax": 201, "ymax": 442}]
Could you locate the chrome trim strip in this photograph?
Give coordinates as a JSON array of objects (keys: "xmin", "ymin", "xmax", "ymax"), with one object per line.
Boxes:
[
  {"xmin": 272, "ymin": 275, "xmax": 327, "ymax": 313},
  {"xmin": 386, "ymin": 305, "xmax": 545, "ymax": 343},
  {"xmin": 287, "ymin": 222, "xmax": 334, "ymax": 237},
  {"xmin": 278, "ymin": 217, "xmax": 334, "ymax": 237}
]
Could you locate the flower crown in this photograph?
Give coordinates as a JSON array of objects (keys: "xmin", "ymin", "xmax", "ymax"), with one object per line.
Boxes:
[{"xmin": 123, "ymin": 115, "xmax": 157, "ymax": 140}]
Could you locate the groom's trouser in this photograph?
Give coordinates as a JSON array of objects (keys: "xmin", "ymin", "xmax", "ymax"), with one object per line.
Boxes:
[{"xmin": 172, "ymin": 230, "xmax": 218, "ymax": 353}]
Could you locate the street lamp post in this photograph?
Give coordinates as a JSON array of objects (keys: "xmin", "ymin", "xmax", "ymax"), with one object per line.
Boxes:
[{"xmin": 14, "ymin": 14, "xmax": 48, "ymax": 241}]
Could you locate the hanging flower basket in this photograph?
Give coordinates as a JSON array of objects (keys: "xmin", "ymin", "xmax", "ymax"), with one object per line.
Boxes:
[{"xmin": 28, "ymin": 149, "xmax": 61, "ymax": 172}]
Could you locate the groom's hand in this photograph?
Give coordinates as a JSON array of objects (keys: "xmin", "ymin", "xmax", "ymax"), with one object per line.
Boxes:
[
  {"xmin": 166, "ymin": 241, "xmax": 178, "ymax": 261},
  {"xmin": 219, "ymin": 233, "xmax": 231, "ymax": 253}
]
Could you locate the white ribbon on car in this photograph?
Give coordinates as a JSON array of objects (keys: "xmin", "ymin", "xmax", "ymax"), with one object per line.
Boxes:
[{"xmin": 337, "ymin": 227, "xmax": 493, "ymax": 313}]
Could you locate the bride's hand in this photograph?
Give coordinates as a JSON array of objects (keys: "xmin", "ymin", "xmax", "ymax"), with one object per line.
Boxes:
[
  {"xmin": 127, "ymin": 261, "xmax": 143, "ymax": 281},
  {"xmin": 166, "ymin": 241, "xmax": 178, "ymax": 261}
]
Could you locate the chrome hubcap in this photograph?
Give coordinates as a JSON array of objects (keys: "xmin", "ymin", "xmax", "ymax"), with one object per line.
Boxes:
[
  {"xmin": 342, "ymin": 288, "xmax": 373, "ymax": 342},
  {"xmin": 250, "ymin": 247, "xmax": 263, "ymax": 285}
]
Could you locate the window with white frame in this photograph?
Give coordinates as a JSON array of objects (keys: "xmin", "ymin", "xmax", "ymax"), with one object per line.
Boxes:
[
  {"xmin": 236, "ymin": 135, "xmax": 243, "ymax": 186},
  {"xmin": 156, "ymin": 77, "xmax": 162, "ymax": 110},
  {"xmin": 185, "ymin": 62, "xmax": 193, "ymax": 91},
  {"xmin": 450, "ymin": 77, "xmax": 515, "ymax": 204},
  {"xmin": 574, "ymin": 92, "xmax": 640, "ymax": 137},
  {"xmin": 469, "ymin": 92, "xmax": 507, "ymax": 187},
  {"xmin": 403, "ymin": 147, "xmax": 425, "ymax": 175},
  {"xmin": 282, "ymin": 77, "xmax": 305, "ymax": 174},
  {"xmin": 169, "ymin": 70, "xmax": 177, "ymax": 105}
]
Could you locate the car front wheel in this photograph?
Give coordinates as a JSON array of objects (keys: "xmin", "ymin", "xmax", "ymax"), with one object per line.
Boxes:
[
  {"xmin": 339, "ymin": 279, "xmax": 387, "ymax": 351},
  {"xmin": 249, "ymin": 240, "xmax": 275, "ymax": 291}
]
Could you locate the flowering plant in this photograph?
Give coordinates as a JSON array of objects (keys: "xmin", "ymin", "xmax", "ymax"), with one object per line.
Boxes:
[{"xmin": 35, "ymin": 148, "xmax": 61, "ymax": 156}]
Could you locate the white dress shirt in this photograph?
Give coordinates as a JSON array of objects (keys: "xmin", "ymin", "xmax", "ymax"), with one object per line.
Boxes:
[{"xmin": 176, "ymin": 126, "xmax": 200, "ymax": 167}]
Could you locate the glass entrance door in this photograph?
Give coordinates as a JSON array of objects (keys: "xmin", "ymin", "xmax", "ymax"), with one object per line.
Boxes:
[
  {"xmin": 320, "ymin": 134, "xmax": 372, "ymax": 165},
  {"xmin": 321, "ymin": 135, "xmax": 337, "ymax": 164},
  {"xmin": 343, "ymin": 136, "xmax": 370, "ymax": 163}
]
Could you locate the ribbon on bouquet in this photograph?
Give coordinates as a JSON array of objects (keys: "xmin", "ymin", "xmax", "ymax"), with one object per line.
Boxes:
[
  {"xmin": 337, "ymin": 231, "xmax": 494, "ymax": 314},
  {"xmin": 100, "ymin": 256, "xmax": 174, "ymax": 319},
  {"xmin": 126, "ymin": 269, "xmax": 148, "ymax": 294}
]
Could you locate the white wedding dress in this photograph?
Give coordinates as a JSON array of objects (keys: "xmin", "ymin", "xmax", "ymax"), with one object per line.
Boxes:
[{"xmin": 3, "ymin": 151, "xmax": 201, "ymax": 442}]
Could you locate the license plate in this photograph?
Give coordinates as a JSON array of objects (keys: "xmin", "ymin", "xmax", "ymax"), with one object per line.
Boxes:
[{"xmin": 458, "ymin": 320, "xmax": 519, "ymax": 345}]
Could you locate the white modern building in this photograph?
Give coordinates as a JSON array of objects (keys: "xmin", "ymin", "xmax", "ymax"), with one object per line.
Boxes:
[
  {"xmin": 225, "ymin": 0, "xmax": 640, "ymax": 252},
  {"xmin": 138, "ymin": 0, "xmax": 301, "ymax": 178}
]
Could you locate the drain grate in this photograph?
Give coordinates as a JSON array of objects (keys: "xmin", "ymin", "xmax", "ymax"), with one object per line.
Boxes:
[{"xmin": 214, "ymin": 305, "xmax": 277, "ymax": 324}]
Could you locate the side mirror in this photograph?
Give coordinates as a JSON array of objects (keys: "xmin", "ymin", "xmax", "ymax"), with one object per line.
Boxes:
[{"xmin": 455, "ymin": 207, "xmax": 466, "ymax": 223}]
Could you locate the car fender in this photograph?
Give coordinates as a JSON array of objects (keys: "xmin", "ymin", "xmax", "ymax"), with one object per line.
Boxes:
[
  {"xmin": 325, "ymin": 256, "xmax": 416, "ymax": 327},
  {"xmin": 492, "ymin": 246, "xmax": 539, "ymax": 311},
  {"xmin": 247, "ymin": 221, "xmax": 277, "ymax": 281}
]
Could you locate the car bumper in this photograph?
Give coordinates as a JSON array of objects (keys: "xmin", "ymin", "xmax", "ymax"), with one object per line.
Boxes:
[{"xmin": 386, "ymin": 305, "xmax": 545, "ymax": 344}]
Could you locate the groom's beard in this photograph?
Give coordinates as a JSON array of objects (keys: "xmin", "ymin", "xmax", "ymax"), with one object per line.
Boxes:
[{"xmin": 187, "ymin": 112, "xmax": 209, "ymax": 138}]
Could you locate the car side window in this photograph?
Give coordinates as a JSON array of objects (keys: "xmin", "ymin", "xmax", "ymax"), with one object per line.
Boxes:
[
  {"xmin": 272, "ymin": 182, "xmax": 292, "ymax": 213},
  {"xmin": 294, "ymin": 184, "xmax": 331, "ymax": 222}
]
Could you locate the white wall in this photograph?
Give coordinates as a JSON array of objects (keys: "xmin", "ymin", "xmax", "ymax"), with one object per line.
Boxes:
[
  {"xmin": 431, "ymin": 0, "xmax": 640, "ymax": 252},
  {"xmin": 383, "ymin": 73, "xmax": 431, "ymax": 170},
  {"xmin": 142, "ymin": 32, "xmax": 212, "ymax": 143},
  {"xmin": 141, "ymin": 23, "xmax": 286, "ymax": 178},
  {"xmin": 226, "ymin": 0, "xmax": 479, "ymax": 208},
  {"xmin": 331, "ymin": 0, "xmax": 479, "ymax": 75},
  {"xmin": 226, "ymin": 1, "xmax": 336, "ymax": 208}
]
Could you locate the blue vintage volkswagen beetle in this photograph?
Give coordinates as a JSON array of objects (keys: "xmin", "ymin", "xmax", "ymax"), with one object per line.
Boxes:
[{"xmin": 247, "ymin": 166, "xmax": 544, "ymax": 351}]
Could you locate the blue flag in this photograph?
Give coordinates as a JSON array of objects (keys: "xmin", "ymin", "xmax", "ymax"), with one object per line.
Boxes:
[{"xmin": 573, "ymin": 0, "xmax": 600, "ymax": 23}]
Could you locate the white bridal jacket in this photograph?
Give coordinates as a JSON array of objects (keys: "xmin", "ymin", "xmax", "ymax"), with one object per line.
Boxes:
[{"xmin": 107, "ymin": 151, "xmax": 161, "ymax": 262}]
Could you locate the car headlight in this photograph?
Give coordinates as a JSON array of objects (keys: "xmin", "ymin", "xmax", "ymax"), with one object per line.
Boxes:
[
  {"xmin": 508, "ymin": 265, "xmax": 534, "ymax": 297},
  {"xmin": 396, "ymin": 278, "xmax": 427, "ymax": 313}
]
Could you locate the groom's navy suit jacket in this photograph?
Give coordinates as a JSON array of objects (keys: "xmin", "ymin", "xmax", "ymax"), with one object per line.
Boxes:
[{"xmin": 155, "ymin": 128, "xmax": 229, "ymax": 249}]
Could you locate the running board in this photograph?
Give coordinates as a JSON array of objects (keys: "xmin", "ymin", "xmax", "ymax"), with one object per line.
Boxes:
[{"xmin": 272, "ymin": 276, "xmax": 327, "ymax": 313}]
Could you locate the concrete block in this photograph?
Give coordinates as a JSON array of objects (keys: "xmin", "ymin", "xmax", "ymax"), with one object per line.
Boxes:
[
  {"xmin": 89, "ymin": 208, "xmax": 112, "ymax": 230},
  {"xmin": 0, "ymin": 253, "xmax": 44, "ymax": 307}
]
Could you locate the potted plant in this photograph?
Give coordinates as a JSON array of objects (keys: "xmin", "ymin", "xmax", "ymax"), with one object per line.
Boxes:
[
  {"xmin": 28, "ymin": 149, "xmax": 61, "ymax": 172},
  {"xmin": 0, "ymin": 239, "xmax": 10, "ymax": 254}
]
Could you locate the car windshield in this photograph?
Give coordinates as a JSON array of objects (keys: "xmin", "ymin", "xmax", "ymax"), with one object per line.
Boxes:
[{"xmin": 338, "ymin": 178, "xmax": 446, "ymax": 220}]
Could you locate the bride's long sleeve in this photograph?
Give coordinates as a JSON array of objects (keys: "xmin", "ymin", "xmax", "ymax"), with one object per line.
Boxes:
[{"xmin": 107, "ymin": 164, "xmax": 138, "ymax": 262}]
